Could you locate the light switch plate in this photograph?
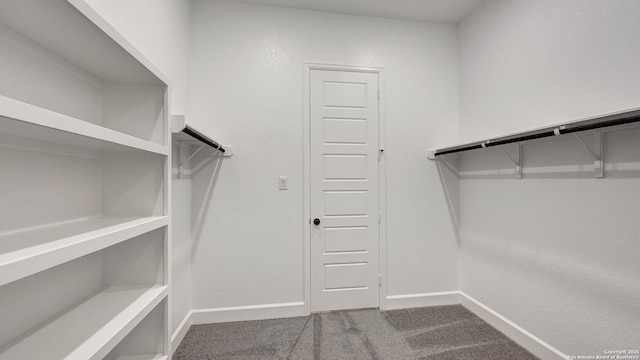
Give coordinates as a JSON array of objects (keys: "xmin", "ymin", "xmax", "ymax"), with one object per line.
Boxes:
[{"xmin": 279, "ymin": 176, "xmax": 288, "ymax": 190}]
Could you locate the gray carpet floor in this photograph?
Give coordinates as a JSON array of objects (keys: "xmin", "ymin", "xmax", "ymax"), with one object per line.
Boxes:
[{"xmin": 174, "ymin": 305, "xmax": 539, "ymax": 360}]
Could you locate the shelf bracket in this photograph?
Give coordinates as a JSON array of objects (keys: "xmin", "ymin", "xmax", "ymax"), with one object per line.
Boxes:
[
  {"xmin": 439, "ymin": 158, "xmax": 459, "ymax": 177},
  {"xmin": 426, "ymin": 149, "xmax": 459, "ymax": 177},
  {"xmin": 498, "ymin": 144, "xmax": 522, "ymax": 179},
  {"xmin": 177, "ymin": 142, "xmax": 234, "ymax": 178},
  {"xmin": 178, "ymin": 143, "xmax": 204, "ymax": 179},
  {"xmin": 573, "ymin": 131, "xmax": 604, "ymax": 178}
]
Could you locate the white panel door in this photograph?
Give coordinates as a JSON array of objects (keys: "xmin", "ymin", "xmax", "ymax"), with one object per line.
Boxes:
[{"xmin": 310, "ymin": 69, "xmax": 379, "ymax": 312}]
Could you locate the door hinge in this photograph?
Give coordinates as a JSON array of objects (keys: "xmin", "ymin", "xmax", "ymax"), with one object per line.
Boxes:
[
  {"xmin": 377, "ymin": 89, "xmax": 380, "ymax": 100},
  {"xmin": 378, "ymin": 149, "xmax": 384, "ymax": 161},
  {"xmin": 378, "ymin": 274, "xmax": 382, "ymax": 287},
  {"xmin": 378, "ymin": 214, "xmax": 381, "ymax": 223}
]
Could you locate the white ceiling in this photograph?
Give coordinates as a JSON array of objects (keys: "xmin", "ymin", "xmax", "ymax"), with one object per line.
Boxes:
[{"xmin": 225, "ymin": 0, "xmax": 484, "ymax": 23}]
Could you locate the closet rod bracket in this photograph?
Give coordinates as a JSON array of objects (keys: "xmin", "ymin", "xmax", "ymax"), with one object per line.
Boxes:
[
  {"xmin": 573, "ymin": 131, "xmax": 604, "ymax": 178},
  {"xmin": 498, "ymin": 144, "xmax": 522, "ymax": 179},
  {"xmin": 177, "ymin": 142, "xmax": 233, "ymax": 178},
  {"xmin": 426, "ymin": 150, "xmax": 459, "ymax": 177}
]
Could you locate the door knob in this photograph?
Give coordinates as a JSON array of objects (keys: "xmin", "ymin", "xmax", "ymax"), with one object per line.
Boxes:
[{"xmin": 313, "ymin": 218, "xmax": 321, "ymax": 225}]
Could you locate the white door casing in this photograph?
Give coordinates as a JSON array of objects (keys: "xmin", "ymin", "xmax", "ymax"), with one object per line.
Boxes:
[{"xmin": 309, "ymin": 68, "xmax": 380, "ymax": 312}]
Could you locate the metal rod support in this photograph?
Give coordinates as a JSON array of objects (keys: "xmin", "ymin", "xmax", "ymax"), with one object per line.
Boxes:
[
  {"xmin": 438, "ymin": 158, "xmax": 459, "ymax": 177},
  {"xmin": 573, "ymin": 134, "xmax": 599, "ymax": 161},
  {"xmin": 498, "ymin": 145, "xmax": 519, "ymax": 165},
  {"xmin": 186, "ymin": 144, "xmax": 206, "ymax": 163}
]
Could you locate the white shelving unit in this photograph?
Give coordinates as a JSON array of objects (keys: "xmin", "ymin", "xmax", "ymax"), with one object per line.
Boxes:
[
  {"xmin": 0, "ymin": 216, "xmax": 168, "ymax": 287},
  {"xmin": 1, "ymin": 285, "xmax": 167, "ymax": 360},
  {"xmin": 0, "ymin": 95, "xmax": 168, "ymax": 155},
  {"xmin": 0, "ymin": 0, "xmax": 170, "ymax": 359}
]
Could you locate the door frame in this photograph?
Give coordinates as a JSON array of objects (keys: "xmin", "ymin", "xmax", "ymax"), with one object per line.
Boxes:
[{"xmin": 303, "ymin": 63, "xmax": 387, "ymax": 314}]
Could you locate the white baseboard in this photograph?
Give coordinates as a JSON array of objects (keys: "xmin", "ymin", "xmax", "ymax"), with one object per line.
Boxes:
[
  {"xmin": 171, "ymin": 311, "xmax": 193, "ymax": 354},
  {"xmin": 190, "ymin": 301, "xmax": 307, "ymax": 325},
  {"xmin": 460, "ymin": 292, "xmax": 568, "ymax": 360},
  {"xmin": 384, "ymin": 291, "xmax": 461, "ymax": 310},
  {"xmin": 173, "ymin": 294, "xmax": 567, "ymax": 360}
]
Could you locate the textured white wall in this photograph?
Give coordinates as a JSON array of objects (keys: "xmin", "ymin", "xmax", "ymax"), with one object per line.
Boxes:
[
  {"xmin": 78, "ymin": 0, "xmax": 193, "ymax": 335},
  {"xmin": 458, "ymin": 0, "xmax": 640, "ymax": 355},
  {"xmin": 459, "ymin": 0, "xmax": 640, "ymax": 143},
  {"xmin": 189, "ymin": 0, "xmax": 460, "ymax": 309}
]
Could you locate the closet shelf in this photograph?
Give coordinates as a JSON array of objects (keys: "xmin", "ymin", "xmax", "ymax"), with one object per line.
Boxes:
[
  {"xmin": 429, "ymin": 106, "xmax": 640, "ymax": 157},
  {"xmin": 0, "ymin": 285, "xmax": 168, "ymax": 360},
  {"xmin": 0, "ymin": 95, "xmax": 168, "ymax": 155},
  {"xmin": 0, "ymin": 0, "xmax": 163, "ymax": 84},
  {"xmin": 0, "ymin": 216, "xmax": 168, "ymax": 287}
]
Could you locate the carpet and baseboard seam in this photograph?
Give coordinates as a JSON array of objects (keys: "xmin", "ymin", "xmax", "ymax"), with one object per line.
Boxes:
[{"xmin": 172, "ymin": 292, "xmax": 567, "ymax": 359}]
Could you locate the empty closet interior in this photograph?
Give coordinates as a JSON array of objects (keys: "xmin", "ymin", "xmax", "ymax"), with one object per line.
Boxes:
[{"xmin": 2, "ymin": 0, "xmax": 639, "ymax": 359}]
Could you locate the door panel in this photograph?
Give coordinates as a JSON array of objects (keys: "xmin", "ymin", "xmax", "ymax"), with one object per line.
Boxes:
[
  {"xmin": 324, "ymin": 155, "xmax": 367, "ymax": 180},
  {"xmin": 323, "ymin": 82, "xmax": 368, "ymax": 108},
  {"xmin": 324, "ymin": 191, "xmax": 367, "ymax": 216},
  {"xmin": 310, "ymin": 69, "xmax": 379, "ymax": 312},
  {"xmin": 324, "ymin": 227, "xmax": 368, "ymax": 253},
  {"xmin": 323, "ymin": 118, "xmax": 367, "ymax": 144},
  {"xmin": 324, "ymin": 263, "xmax": 368, "ymax": 290}
]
